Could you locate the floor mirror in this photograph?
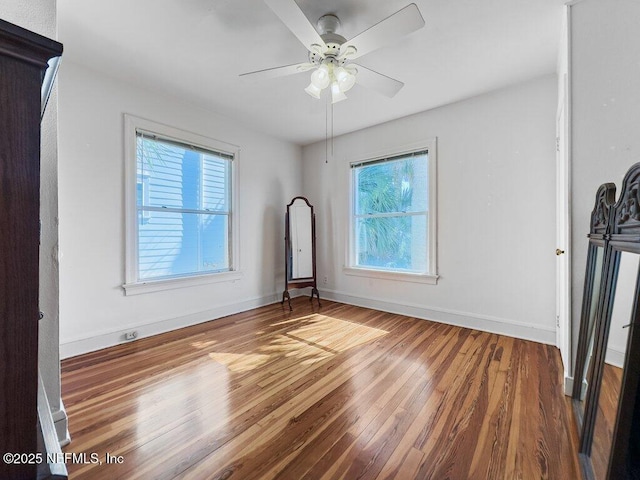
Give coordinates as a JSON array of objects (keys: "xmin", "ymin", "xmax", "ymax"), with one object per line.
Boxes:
[
  {"xmin": 281, "ymin": 196, "xmax": 320, "ymax": 310},
  {"xmin": 572, "ymin": 184, "xmax": 615, "ymax": 429},
  {"xmin": 576, "ymin": 163, "xmax": 640, "ymax": 479}
]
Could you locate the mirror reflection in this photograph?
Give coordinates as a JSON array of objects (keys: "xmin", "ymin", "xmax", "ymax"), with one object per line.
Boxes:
[
  {"xmin": 591, "ymin": 251, "xmax": 639, "ymax": 479},
  {"xmin": 580, "ymin": 246, "xmax": 605, "ymax": 405},
  {"xmin": 289, "ymin": 198, "xmax": 313, "ymax": 280}
]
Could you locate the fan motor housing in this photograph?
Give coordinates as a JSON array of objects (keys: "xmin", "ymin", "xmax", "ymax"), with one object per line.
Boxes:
[
  {"xmin": 307, "ymin": 14, "xmax": 348, "ymax": 65},
  {"xmin": 317, "ymin": 14, "xmax": 340, "ymax": 35},
  {"xmin": 309, "ymin": 40, "xmax": 347, "ymax": 65}
]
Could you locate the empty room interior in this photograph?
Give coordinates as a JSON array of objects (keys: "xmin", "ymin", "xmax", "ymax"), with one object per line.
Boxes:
[{"xmin": 2, "ymin": 0, "xmax": 640, "ymax": 479}]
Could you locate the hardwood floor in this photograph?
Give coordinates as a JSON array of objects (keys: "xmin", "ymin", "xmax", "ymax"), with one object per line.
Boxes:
[
  {"xmin": 591, "ymin": 363, "xmax": 623, "ymax": 479},
  {"xmin": 62, "ymin": 298, "xmax": 580, "ymax": 479}
]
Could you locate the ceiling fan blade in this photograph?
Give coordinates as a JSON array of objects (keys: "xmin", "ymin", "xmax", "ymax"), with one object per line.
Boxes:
[
  {"xmin": 341, "ymin": 4, "xmax": 425, "ymax": 60},
  {"xmin": 264, "ymin": 0, "xmax": 327, "ymax": 53},
  {"xmin": 240, "ymin": 62, "xmax": 315, "ymax": 80},
  {"xmin": 352, "ymin": 64, "xmax": 404, "ymax": 98}
]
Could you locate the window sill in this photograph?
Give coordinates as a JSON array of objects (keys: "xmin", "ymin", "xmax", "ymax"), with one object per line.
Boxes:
[
  {"xmin": 343, "ymin": 267, "xmax": 439, "ymax": 284},
  {"xmin": 123, "ymin": 270, "xmax": 243, "ymax": 296}
]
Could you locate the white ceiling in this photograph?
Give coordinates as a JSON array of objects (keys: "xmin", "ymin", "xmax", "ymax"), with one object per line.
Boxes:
[{"xmin": 57, "ymin": 0, "xmax": 565, "ymax": 146}]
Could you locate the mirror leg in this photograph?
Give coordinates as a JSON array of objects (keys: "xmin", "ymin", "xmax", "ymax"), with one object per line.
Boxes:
[
  {"xmin": 281, "ymin": 290, "xmax": 292, "ymax": 311},
  {"xmin": 311, "ymin": 287, "xmax": 321, "ymax": 307}
]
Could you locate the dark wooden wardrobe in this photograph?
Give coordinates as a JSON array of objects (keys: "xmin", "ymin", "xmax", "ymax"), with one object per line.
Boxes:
[{"xmin": 0, "ymin": 19, "xmax": 63, "ymax": 480}]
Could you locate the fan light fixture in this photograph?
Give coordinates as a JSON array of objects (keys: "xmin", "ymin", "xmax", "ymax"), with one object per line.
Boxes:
[
  {"xmin": 241, "ymin": 2, "xmax": 426, "ymax": 105},
  {"xmin": 305, "ymin": 62, "xmax": 357, "ymax": 103}
]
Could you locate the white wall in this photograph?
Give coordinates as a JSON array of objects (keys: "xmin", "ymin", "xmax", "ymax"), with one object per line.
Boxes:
[
  {"xmin": 302, "ymin": 75, "xmax": 558, "ymax": 343},
  {"xmin": 569, "ymin": 0, "xmax": 640, "ymax": 364},
  {"xmin": 0, "ymin": 0, "xmax": 67, "ymax": 443},
  {"xmin": 58, "ymin": 61, "xmax": 301, "ymax": 357}
]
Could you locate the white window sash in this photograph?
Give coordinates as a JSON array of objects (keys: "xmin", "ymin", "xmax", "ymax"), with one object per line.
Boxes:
[
  {"xmin": 123, "ymin": 114, "xmax": 241, "ymax": 295},
  {"xmin": 347, "ymin": 138, "xmax": 438, "ymax": 282},
  {"xmin": 353, "ymin": 211, "xmax": 428, "ymax": 219}
]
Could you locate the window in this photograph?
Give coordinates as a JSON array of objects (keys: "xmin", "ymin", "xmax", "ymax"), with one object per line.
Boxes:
[
  {"xmin": 124, "ymin": 115, "xmax": 240, "ymax": 294},
  {"xmin": 348, "ymin": 141, "xmax": 437, "ymax": 283}
]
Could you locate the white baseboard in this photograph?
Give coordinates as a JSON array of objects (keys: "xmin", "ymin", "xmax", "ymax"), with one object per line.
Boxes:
[
  {"xmin": 605, "ymin": 347, "xmax": 625, "ymax": 369},
  {"xmin": 52, "ymin": 401, "xmax": 70, "ymax": 447},
  {"xmin": 60, "ymin": 288, "xmax": 556, "ymax": 359},
  {"xmin": 564, "ymin": 376, "xmax": 574, "ymax": 396},
  {"xmin": 60, "ymin": 292, "xmax": 281, "ymax": 359},
  {"xmin": 320, "ymin": 289, "xmax": 557, "ymax": 345}
]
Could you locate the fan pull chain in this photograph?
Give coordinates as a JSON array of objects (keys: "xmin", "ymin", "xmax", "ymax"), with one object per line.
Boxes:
[
  {"xmin": 325, "ymin": 97, "xmax": 329, "ymax": 164},
  {"xmin": 331, "ymin": 101, "xmax": 334, "ymax": 158},
  {"xmin": 324, "ymin": 94, "xmax": 335, "ymax": 164}
]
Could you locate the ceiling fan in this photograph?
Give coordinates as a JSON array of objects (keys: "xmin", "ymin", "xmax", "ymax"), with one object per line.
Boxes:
[{"xmin": 240, "ymin": 0, "xmax": 425, "ymax": 104}]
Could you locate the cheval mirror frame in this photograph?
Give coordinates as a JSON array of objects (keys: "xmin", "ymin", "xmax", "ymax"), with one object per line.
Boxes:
[
  {"xmin": 572, "ymin": 183, "xmax": 616, "ymax": 429},
  {"xmin": 281, "ymin": 196, "xmax": 321, "ymax": 311},
  {"xmin": 573, "ymin": 163, "xmax": 640, "ymax": 479}
]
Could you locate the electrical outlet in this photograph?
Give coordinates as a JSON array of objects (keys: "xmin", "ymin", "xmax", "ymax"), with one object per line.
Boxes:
[
  {"xmin": 125, "ymin": 331, "xmax": 138, "ymax": 340},
  {"xmin": 323, "ymin": 276, "xmax": 328, "ymax": 285}
]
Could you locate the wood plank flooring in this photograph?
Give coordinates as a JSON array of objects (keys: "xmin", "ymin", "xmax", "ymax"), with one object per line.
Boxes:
[
  {"xmin": 61, "ymin": 298, "xmax": 580, "ymax": 479},
  {"xmin": 591, "ymin": 363, "xmax": 623, "ymax": 479}
]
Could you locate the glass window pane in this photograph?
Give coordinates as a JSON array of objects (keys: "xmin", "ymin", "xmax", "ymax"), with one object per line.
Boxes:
[
  {"xmin": 202, "ymin": 155, "xmax": 230, "ymax": 212},
  {"xmin": 137, "ymin": 136, "xmax": 195, "ymax": 210},
  {"xmin": 137, "ymin": 136, "xmax": 230, "ymax": 212},
  {"xmin": 138, "ymin": 210, "xmax": 229, "ymax": 280},
  {"xmin": 355, "ymin": 215, "xmax": 427, "ymax": 272},
  {"xmin": 355, "ymin": 154, "xmax": 428, "ymax": 215}
]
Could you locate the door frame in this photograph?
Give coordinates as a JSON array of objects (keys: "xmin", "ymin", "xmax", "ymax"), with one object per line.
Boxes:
[{"xmin": 556, "ymin": 5, "xmax": 573, "ymax": 393}]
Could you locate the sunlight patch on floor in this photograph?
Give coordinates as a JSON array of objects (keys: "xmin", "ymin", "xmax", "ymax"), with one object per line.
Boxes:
[
  {"xmin": 208, "ymin": 314, "xmax": 389, "ymax": 373},
  {"xmin": 269, "ymin": 314, "xmax": 316, "ymax": 327},
  {"xmin": 208, "ymin": 351, "xmax": 271, "ymax": 373},
  {"xmin": 190, "ymin": 339, "xmax": 219, "ymax": 349},
  {"xmin": 287, "ymin": 315, "xmax": 389, "ymax": 352}
]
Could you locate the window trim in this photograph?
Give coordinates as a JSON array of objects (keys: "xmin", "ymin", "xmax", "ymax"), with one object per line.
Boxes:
[
  {"xmin": 345, "ymin": 138, "xmax": 438, "ymax": 284},
  {"xmin": 123, "ymin": 114, "xmax": 241, "ymax": 295}
]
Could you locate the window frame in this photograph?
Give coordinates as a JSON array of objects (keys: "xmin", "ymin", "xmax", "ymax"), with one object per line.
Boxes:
[
  {"xmin": 345, "ymin": 139, "xmax": 438, "ymax": 285},
  {"xmin": 123, "ymin": 114, "xmax": 241, "ymax": 295}
]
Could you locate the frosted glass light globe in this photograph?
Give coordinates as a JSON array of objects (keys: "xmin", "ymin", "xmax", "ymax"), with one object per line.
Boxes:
[
  {"xmin": 334, "ymin": 66, "xmax": 356, "ymax": 92},
  {"xmin": 305, "ymin": 82, "xmax": 322, "ymax": 99},
  {"xmin": 331, "ymin": 81, "xmax": 347, "ymax": 103},
  {"xmin": 310, "ymin": 64, "xmax": 330, "ymax": 89}
]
